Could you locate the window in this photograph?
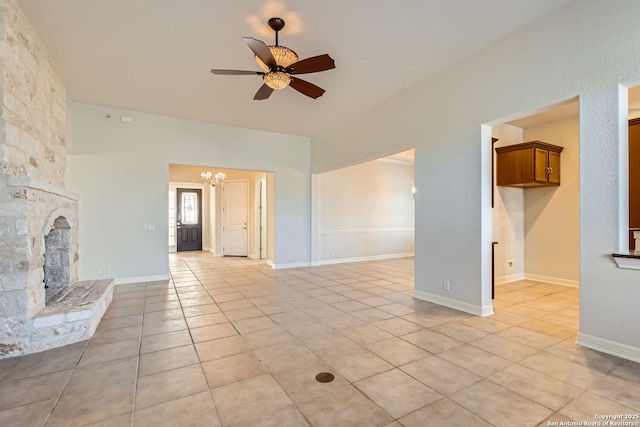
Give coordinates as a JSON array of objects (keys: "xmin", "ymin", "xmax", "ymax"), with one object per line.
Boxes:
[
  {"xmin": 168, "ymin": 190, "xmax": 176, "ymax": 246},
  {"xmin": 181, "ymin": 192, "xmax": 198, "ymax": 225}
]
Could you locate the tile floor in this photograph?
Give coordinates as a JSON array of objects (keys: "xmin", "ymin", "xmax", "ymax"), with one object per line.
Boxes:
[{"xmin": 0, "ymin": 252, "xmax": 639, "ymax": 426}]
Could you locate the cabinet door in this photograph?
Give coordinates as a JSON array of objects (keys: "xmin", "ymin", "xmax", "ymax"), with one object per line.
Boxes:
[
  {"xmin": 534, "ymin": 148, "xmax": 549, "ymax": 183},
  {"xmin": 548, "ymin": 151, "xmax": 561, "ymax": 184},
  {"xmin": 630, "ymin": 121, "xmax": 640, "ymax": 229}
]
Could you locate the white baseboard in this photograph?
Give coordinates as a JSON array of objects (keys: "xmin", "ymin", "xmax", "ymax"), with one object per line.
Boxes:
[
  {"xmin": 311, "ymin": 252, "xmax": 415, "ymax": 267},
  {"xmin": 270, "ymin": 261, "xmax": 311, "ymax": 270},
  {"xmin": 525, "ymin": 274, "xmax": 580, "ymax": 288},
  {"xmin": 269, "ymin": 253, "xmax": 415, "ymax": 270},
  {"xmin": 114, "ymin": 274, "xmax": 170, "ymax": 285},
  {"xmin": 495, "ymin": 273, "xmax": 580, "ymax": 288},
  {"xmin": 413, "ymin": 290, "xmax": 494, "ymax": 317},
  {"xmin": 495, "ymin": 273, "xmax": 525, "ymax": 285},
  {"xmin": 203, "ymin": 248, "xmax": 224, "ymax": 257},
  {"xmin": 577, "ymin": 333, "xmax": 640, "ymax": 364}
]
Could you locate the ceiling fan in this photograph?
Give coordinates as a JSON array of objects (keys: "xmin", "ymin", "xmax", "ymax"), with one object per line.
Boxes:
[{"xmin": 211, "ymin": 17, "xmax": 335, "ymax": 100}]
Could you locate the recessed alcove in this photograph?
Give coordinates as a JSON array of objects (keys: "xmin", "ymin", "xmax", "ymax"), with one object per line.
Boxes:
[
  {"xmin": 487, "ymin": 98, "xmax": 581, "ymax": 288},
  {"xmin": 44, "ymin": 216, "xmax": 71, "ymax": 299}
]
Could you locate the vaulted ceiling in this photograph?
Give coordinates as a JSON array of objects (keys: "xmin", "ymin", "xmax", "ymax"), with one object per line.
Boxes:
[{"xmin": 17, "ymin": 0, "xmax": 575, "ymax": 137}]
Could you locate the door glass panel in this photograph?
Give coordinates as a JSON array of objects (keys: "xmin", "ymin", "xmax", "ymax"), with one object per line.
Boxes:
[
  {"xmin": 181, "ymin": 192, "xmax": 198, "ymax": 225},
  {"xmin": 168, "ymin": 190, "xmax": 176, "ymax": 246}
]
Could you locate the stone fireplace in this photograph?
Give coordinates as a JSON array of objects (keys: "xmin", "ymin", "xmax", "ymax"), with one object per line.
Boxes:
[
  {"xmin": 0, "ymin": 0, "xmax": 113, "ymax": 358},
  {"xmin": 0, "ymin": 175, "xmax": 114, "ymax": 358}
]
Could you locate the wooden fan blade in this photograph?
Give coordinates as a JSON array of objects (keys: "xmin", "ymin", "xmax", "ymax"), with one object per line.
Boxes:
[
  {"xmin": 243, "ymin": 37, "xmax": 276, "ymax": 69},
  {"xmin": 288, "ymin": 54, "xmax": 335, "ymax": 74},
  {"xmin": 254, "ymin": 84, "xmax": 274, "ymax": 100},
  {"xmin": 211, "ymin": 69, "xmax": 264, "ymax": 75},
  {"xmin": 289, "ymin": 77, "xmax": 325, "ymax": 99}
]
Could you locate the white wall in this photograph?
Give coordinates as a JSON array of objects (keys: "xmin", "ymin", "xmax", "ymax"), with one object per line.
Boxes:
[
  {"xmin": 66, "ymin": 102, "xmax": 310, "ymax": 282},
  {"xmin": 312, "ymin": 158, "xmax": 414, "ymax": 264},
  {"xmin": 524, "ymin": 116, "xmax": 580, "ymax": 286},
  {"xmin": 311, "ymin": 0, "xmax": 640, "ymax": 357},
  {"xmin": 492, "ymin": 124, "xmax": 525, "ymax": 283}
]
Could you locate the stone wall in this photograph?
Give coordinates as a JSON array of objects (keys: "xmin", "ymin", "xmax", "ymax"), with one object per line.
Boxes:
[
  {"xmin": 0, "ymin": 0, "xmax": 108, "ymax": 358},
  {"xmin": 0, "ymin": 0, "xmax": 67, "ymax": 187},
  {"xmin": 0, "ymin": 0, "xmax": 71, "ymax": 311}
]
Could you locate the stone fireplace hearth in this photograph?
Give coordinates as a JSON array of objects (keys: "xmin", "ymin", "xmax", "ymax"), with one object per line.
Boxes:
[
  {"xmin": 0, "ymin": 0, "xmax": 113, "ymax": 358},
  {"xmin": 0, "ymin": 176, "xmax": 114, "ymax": 358}
]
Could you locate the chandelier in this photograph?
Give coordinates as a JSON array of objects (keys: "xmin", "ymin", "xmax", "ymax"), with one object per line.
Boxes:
[{"xmin": 201, "ymin": 171, "xmax": 226, "ymax": 186}]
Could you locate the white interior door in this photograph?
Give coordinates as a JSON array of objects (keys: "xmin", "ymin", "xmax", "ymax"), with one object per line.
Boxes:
[{"xmin": 223, "ymin": 180, "xmax": 248, "ymax": 256}]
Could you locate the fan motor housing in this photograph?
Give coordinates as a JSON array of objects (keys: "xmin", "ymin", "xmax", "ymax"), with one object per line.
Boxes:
[{"xmin": 268, "ymin": 17, "xmax": 286, "ymax": 32}]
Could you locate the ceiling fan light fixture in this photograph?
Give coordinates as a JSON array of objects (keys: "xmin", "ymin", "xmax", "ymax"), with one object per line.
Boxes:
[
  {"xmin": 255, "ymin": 46, "xmax": 298, "ymax": 71},
  {"xmin": 263, "ymin": 71, "xmax": 291, "ymax": 90},
  {"xmin": 210, "ymin": 16, "xmax": 334, "ymax": 100}
]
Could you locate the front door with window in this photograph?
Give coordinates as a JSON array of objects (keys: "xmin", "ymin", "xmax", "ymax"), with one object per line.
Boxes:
[{"xmin": 177, "ymin": 188, "xmax": 202, "ymax": 251}]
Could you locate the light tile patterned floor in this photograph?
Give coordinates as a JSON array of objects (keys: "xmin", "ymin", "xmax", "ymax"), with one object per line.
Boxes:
[{"xmin": 0, "ymin": 252, "xmax": 639, "ymax": 426}]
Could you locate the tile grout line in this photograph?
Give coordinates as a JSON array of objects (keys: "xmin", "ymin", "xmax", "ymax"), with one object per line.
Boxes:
[
  {"xmin": 127, "ymin": 276, "xmax": 164, "ymax": 426},
  {"xmin": 39, "ymin": 338, "xmax": 91, "ymax": 427},
  {"xmin": 8, "ymin": 254, "xmax": 634, "ymax": 426},
  {"xmin": 178, "ymin": 258, "xmax": 230, "ymax": 421}
]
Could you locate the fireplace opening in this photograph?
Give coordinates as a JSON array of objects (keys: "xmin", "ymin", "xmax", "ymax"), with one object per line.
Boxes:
[{"xmin": 44, "ymin": 216, "xmax": 71, "ymax": 300}]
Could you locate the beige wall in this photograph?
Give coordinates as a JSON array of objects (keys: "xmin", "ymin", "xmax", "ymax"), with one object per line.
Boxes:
[
  {"xmin": 312, "ymin": 158, "xmax": 414, "ymax": 263},
  {"xmin": 523, "ymin": 116, "xmax": 580, "ymax": 285},
  {"xmin": 169, "ymin": 165, "xmax": 261, "ymax": 184}
]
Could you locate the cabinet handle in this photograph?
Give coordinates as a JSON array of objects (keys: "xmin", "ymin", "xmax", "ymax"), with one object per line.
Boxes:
[{"xmin": 548, "ymin": 167, "xmax": 553, "ymax": 174}]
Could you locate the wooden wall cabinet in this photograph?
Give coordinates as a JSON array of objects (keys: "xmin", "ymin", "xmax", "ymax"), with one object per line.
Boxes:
[
  {"xmin": 495, "ymin": 141, "xmax": 563, "ymax": 188},
  {"xmin": 629, "ymin": 119, "xmax": 640, "ymax": 250}
]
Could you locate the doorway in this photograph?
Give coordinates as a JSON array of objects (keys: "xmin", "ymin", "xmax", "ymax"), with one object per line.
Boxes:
[
  {"xmin": 168, "ymin": 164, "xmax": 272, "ymax": 260},
  {"xmin": 176, "ymin": 188, "xmax": 203, "ymax": 251},
  {"xmin": 310, "ymin": 148, "xmax": 415, "ymax": 266},
  {"xmin": 484, "ymin": 98, "xmax": 580, "ymax": 334},
  {"xmin": 491, "ymin": 100, "xmax": 580, "ymax": 290}
]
